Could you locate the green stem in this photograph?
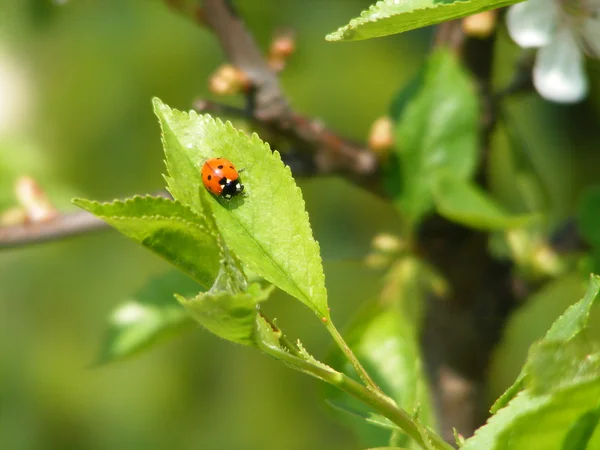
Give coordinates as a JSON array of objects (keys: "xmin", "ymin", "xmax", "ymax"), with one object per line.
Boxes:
[
  {"xmin": 258, "ymin": 339, "xmax": 452, "ymax": 450},
  {"xmin": 325, "ymin": 319, "xmax": 381, "ymax": 393}
]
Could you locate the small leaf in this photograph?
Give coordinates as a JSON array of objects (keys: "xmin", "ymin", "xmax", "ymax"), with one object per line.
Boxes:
[
  {"xmin": 432, "ymin": 174, "xmax": 538, "ymax": 230},
  {"xmin": 297, "ymin": 341, "xmax": 337, "ymax": 373},
  {"xmin": 96, "ymin": 270, "xmax": 200, "ymax": 364},
  {"xmin": 154, "ymin": 98, "xmax": 329, "ymax": 318},
  {"xmin": 491, "ymin": 275, "xmax": 600, "ymax": 413},
  {"xmin": 326, "ymin": 0, "xmax": 522, "ymax": 42},
  {"xmin": 177, "ymin": 283, "xmax": 274, "ymax": 346},
  {"xmin": 74, "ymin": 196, "xmax": 221, "ymax": 289},
  {"xmin": 386, "ymin": 49, "xmax": 478, "ymax": 229},
  {"xmin": 254, "ymin": 314, "xmax": 283, "ymax": 352}
]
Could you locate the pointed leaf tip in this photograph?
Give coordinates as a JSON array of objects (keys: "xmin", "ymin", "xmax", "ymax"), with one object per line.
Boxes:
[
  {"xmin": 156, "ymin": 101, "xmax": 329, "ymax": 318},
  {"xmin": 178, "ymin": 283, "xmax": 274, "ymax": 346},
  {"xmin": 326, "ymin": 0, "xmax": 523, "ymax": 42}
]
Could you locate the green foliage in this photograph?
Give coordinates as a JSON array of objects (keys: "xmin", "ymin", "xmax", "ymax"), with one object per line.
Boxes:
[
  {"xmin": 463, "ymin": 378, "xmax": 600, "ymax": 449},
  {"xmin": 527, "ymin": 337, "xmax": 600, "ymax": 396},
  {"xmin": 73, "ymin": 196, "xmax": 222, "ymax": 289},
  {"xmin": 326, "ymin": 0, "xmax": 522, "ymax": 42},
  {"xmin": 327, "ymin": 257, "xmax": 436, "ymax": 448},
  {"xmin": 460, "ymin": 276, "xmax": 600, "ymax": 449},
  {"xmin": 385, "ymin": 49, "xmax": 478, "ymax": 232},
  {"xmin": 96, "ymin": 270, "xmax": 198, "ymax": 364},
  {"xmin": 432, "ymin": 174, "xmax": 537, "ymax": 230},
  {"xmin": 177, "ymin": 283, "xmax": 274, "ymax": 346},
  {"xmin": 153, "ymin": 98, "xmax": 329, "ymax": 318},
  {"xmin": 492, "ymin": 275, "xmax": 600, "ymax": 412}
]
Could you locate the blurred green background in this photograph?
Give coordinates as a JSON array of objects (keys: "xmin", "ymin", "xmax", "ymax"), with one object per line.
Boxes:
[{"xmin": 0, "ymin": 1, "xmax": 599, "ymax": 449}]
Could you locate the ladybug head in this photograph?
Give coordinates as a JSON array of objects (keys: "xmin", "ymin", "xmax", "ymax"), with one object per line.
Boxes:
[{"xmin": 221, "ymin": 178, "xmax": 244, "ymax": 199}]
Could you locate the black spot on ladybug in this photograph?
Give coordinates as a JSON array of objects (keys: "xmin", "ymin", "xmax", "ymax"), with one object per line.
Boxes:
[
  {"xmin": 229, "ymin": 166, "xmax": 234, "ymax": 169},
  {"xmin": 218, "ymin": 165, "xmax": 224, "ymax": 169},
  {"xmin": 207, "ymin": 175, "xmax": 212, "ymax": 180}
]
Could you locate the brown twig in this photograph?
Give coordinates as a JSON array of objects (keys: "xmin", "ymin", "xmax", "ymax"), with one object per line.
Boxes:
[
  {"xmin": 0, "ymin": 191, "xmax": 171, "ymax": 250},
  {"xmin": 0, "ymin": 0, "xmax": 379, "ymax": 250},
  {"xmin": 0, "ymin": 210, "xmax": 107, "ymax": 250},
  {"xmin": 198, "ymin": 0, "xmax": 379, "ymax": 187}
]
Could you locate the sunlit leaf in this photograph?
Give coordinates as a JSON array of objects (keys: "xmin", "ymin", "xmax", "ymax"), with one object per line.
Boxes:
[
  {"xmin": 527, "ymin": 336, "xmax": 600, "ymax": 396},
  {"xmin": 463, "ymin": 380, "xmax": 600, "ymax": 449},
  {"xmin": 154, "ymin": 98, "xmax": 329, "ymax": 318},
  {"xmin": 326, "ymin": 0, "xmax": 523, "ymax": 42},
  {"xmin": 74, "ymin": 196, "xmax": 221, "ymax": 289},
  {"xmin": 464, "ymin": 334, "xmax": 600, "ymax": 449},
  {"xmin": 492, "ymin": 274, "xmax": 600, "ymax": 412},
  {"xmin": 177, "ymin": 283, "xmax": 274, "ymax": 346}
]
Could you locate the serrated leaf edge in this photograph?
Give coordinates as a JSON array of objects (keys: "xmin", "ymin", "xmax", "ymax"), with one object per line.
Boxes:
[
  {"xmin": 153, "ymin": 98, "xmax": 329, "ymax": 317},
  {"xmin": 326, "ymin": 0, "xmax": 519, "ymax": 41}
]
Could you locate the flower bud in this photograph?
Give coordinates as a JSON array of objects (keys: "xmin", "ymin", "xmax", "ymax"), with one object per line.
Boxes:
[
  {"xmin": 368, "ymin": 116, "xmax": 394, "ymax": 155},
  {"xmin": 209, "ymin": 64, "xmax": 251, "ymax": 95},
  {"xmin": 15, "ymin": 176, "xmax": 58, "ymax": 223},
  {"xmin": 268, "ymin": 30, "xmax": 296, "ymax": 72},
  {"xmin": 462, "ymin": 10, "xmax": 497, "ymax": 39}
]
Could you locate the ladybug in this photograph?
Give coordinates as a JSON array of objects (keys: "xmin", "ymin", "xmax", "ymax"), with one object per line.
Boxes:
[{"xmin": 201, "ymin": 157, "xmax": 244, "ymax": 199}]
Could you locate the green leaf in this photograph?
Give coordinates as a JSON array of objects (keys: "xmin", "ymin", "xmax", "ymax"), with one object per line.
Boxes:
[
  {"xmin": 464, "ymin": 336, "xmax": 600, "ymax": 449},
  {"xmin": 326, "ymin": 0, "xmax": 522, "ymax": 42},
  {"xmin": 386, "ymin": 49, "xmax": 478, "ymax": 229},
  {"xmin": 463, "ymin": 380, "xmax": 600, "ymax": 450},
  {"xmin": 74, "ymin": 196, "xmax": 221, "ymax": 289},
  {"xmin": 488, "ymin": 274, "xmax": 587, "ymax": 408},
  {"xmin": 153, "ymin": 98, "xmax": 329, "ymax": 318},
  {"xmin": 577, "ymin": 186, "xmax": 600, "ymax": 247},
  {"xmin": 177, "ymin": 283, "xmax": 274, "ymax": 346},
  {"xmin": 327, "ymin": 257, "xmax": 436, "ymax": 448},
  {"xmin": 491, "ymin": 275, "xmax": 600, "ymax": 413},
  {"xmin": 96, "ymin": 270, "xmax": 200, "ymax": 364},
  {"xmin": 432, "ymin": 174, "xmax": 538, "ymax": 230},
  {"xmin": 527, "ymin": 336, "xmax": 600, "ymax": 396}
]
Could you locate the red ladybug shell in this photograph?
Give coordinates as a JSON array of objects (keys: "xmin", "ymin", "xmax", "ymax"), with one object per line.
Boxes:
[{"xmin": 201, "ymin": 157, "xmax": 244, "ymax": 199}]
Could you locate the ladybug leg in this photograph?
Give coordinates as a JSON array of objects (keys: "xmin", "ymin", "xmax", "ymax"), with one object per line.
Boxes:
[{"xmin": 237, "ymin": 168, "xmax": 245, "ymax": 174}]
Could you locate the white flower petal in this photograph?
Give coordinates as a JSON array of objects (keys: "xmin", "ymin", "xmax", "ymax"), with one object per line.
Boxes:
[
  {"xmin": 507, "ymin": 0, "xmax": 558, "ymax": 48},
  {"xmin": 533, "ymin": 28, "xmax": 588, "ymax": 103}
]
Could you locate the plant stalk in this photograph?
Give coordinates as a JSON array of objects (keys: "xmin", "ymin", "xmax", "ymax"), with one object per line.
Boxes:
[
  {"xmin": 258, "ymin": 338, "xmax": 452, "ymax": 450},
  {"xmin": 325, "ymin": 319, "xmax": 381, "ymax": 392}
]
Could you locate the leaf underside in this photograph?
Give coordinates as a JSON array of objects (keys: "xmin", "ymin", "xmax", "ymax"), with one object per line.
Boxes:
[
  {"xmin": 326, "ymin": 0, "xmax": 524, "ymax": 42},
  {"xmin": 74, "ymin": 196, "xmax": 221, "ymax": 289}
]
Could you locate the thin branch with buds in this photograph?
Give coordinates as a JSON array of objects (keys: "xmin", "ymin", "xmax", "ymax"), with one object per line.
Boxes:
[
  {"xmin": 0, "ymin": 210, "xmax": 107, "ymax": 250},
  {"xmin": 0, "ymin": 0, "xmax": 380, "ymax": 250}
]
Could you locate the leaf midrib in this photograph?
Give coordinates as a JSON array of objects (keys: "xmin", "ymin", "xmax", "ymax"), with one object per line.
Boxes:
[{"xmin": 225, "ymin": 207, "xmax": 324, "ymax": 316}]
